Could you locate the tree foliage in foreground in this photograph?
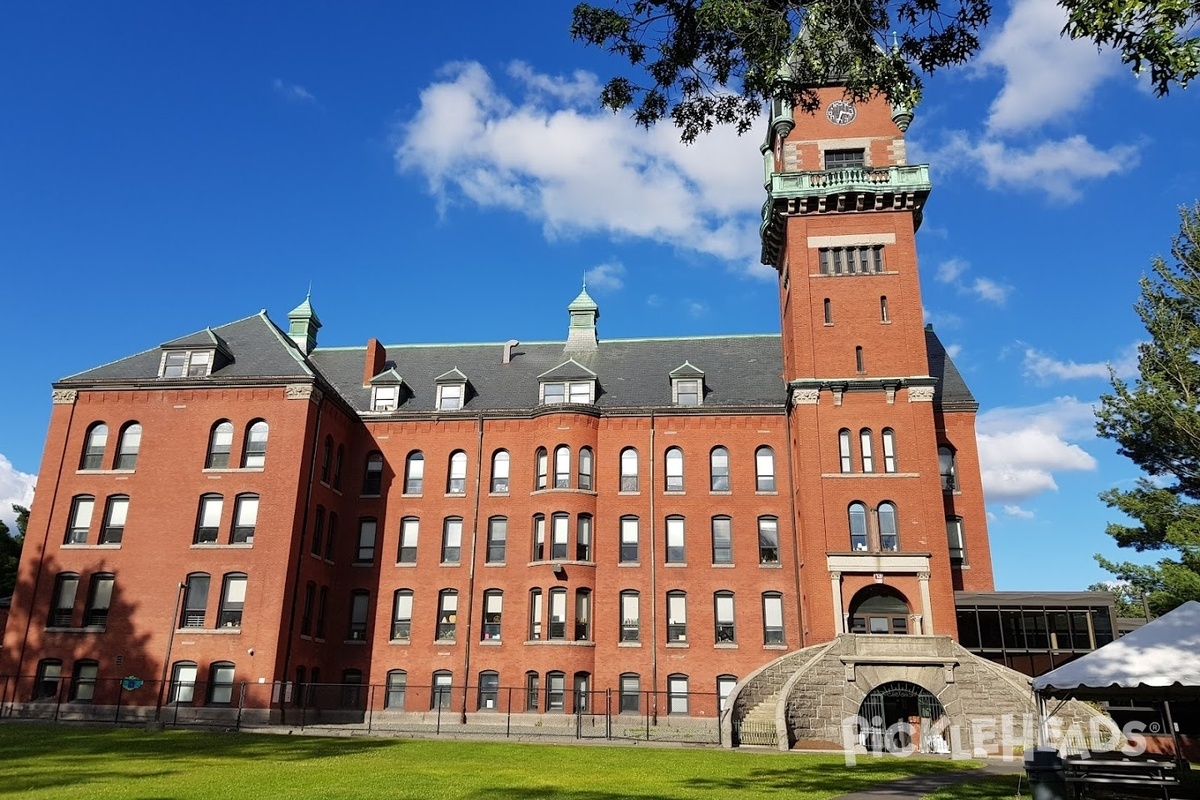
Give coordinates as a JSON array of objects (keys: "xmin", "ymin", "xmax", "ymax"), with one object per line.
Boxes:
[
  {"xmin": 571, "ymin": 0, "xmax": 1198, "ymax": 143},
  {"xmin": 1085, "ymin": 581, "xmax": 1147, "ymax": 618},
  {"xmin": 0, "ymin": 504, "xmax": 30, "ymax": 597},
  {"xmin": 1095, "ymin": 204, "xmax": 1200, "ymax": 617}
]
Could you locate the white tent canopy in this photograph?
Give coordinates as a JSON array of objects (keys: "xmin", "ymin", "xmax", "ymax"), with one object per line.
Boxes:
[{"xmin": 1033, "ymin": 601, "xmax": 1200, "ymax": 701}]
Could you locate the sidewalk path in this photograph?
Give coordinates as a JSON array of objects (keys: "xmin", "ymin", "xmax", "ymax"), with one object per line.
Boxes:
[{"xmin": 834, "ymin": 761, "xmax": 1025, "ymax": 800}]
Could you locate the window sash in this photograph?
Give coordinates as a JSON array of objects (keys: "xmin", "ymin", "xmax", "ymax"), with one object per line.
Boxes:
[
  {"xmin": 576, "ymin": 516, "xmax": 592, "ymax": 561},
  {"xmin": 620, "ymin": 519, "xmax": 639, "ymax": 562},
  {"xmin": 392, "ymin": 592, "xmax": 413, "ymax": 640},
  {"xmin": 232, "ymin": 496, "xmax": 258, "ymax": 543},
  {"xmin": 548, "ymin": 590, "xmax": 567, "ymax": 640},
  {"xmin": 711, "ymin": 518, "xmax": 732, "ymax": 564},
  {"xmin": 554, "ymin": 447, "xmax": 570, "ymax": 488},
  {"xmin": 620, "ymin": 593, "xmax": 640, "ymax": 641},
  {"xmin": 756, "ymin": 448, "xmax": 775, "ymax": 491},
  {"xmin": 665, "ymin": 449, "xmax": 684, "ymax": 491},
  {"xmin": 763, "ymin": 595, "xmax": 785, "ymax": 643},
  {"xmin": 666, "ymin": 595, "xmax": 687, "ymax": 641},
  {"xmin": 620, "ymin": 450, "xmax": 638, "ymax": 492},
  {"xmin": 67, "ymin": 498, "xmax": 94, "ymax": 544},
  {"xmin": 550, "ymin": 515, "xmax": 569, "ymax": 559},
  {"xmin": 491, "ymin": 452, "xmax": 510, "ymax": 492},
  {"xmin": 758, "ymin": 518, "xmax": 780, "ymax": 563},
  {"xmin": 710, "ymin": 448, "xmax": 730, "ymax": 491},
  {"xmin": 665, "ymin": 518, "xmax": 685, "ymax": 563},
  {"xmin": 442, "ymin": 519, "xmax": 463, "ymax": 563},
  {"xmin": 487, "ymin": 518, "xmax": 507, "ymax": 563},
  {"xmin": 357, "ymin": 520, "xmax": 377, "ymax": 563}
]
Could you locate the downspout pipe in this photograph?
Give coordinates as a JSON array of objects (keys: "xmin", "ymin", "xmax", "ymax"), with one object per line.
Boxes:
[{"xmin": 460, "ymin": 412, "xmax": 485, "ymax": 723}]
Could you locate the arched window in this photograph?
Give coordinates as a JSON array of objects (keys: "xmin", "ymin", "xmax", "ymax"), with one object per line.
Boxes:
[
  {"xmin": 620, "ymin": 448, "xmax": 639, "ymax": 492},
  {"xmin": 48, "ymin": 573, "xmax": 79, "ymax": 627},
  {"xmin": 363, "ymin": 452, "xmax": 383, "ymax": 496},
  {"xmin": 860, "ymin": 429, "xmax": 874, "ymax": 473},
  {"xmin": 576, "ymin": 514, "xmax": 593, "ymax": 561},
  {"xmin": 356, "ymin": 518, "xmax": 377, "ymax": 564},
  {"xmin": 573, "ymin": 672, "xmax": 591, "ymax": 713},
  {"xmin": 838, "ymin": 429, "xmax": 852, "ymax": 473},
  {"xmin": 84, "ymin": 572, "xmax": 114, "ymax": 628},
  {"xmin": 938, "ymin": 446, "xmax": 957, "ymax": 491},
  {"xmin": 490, "ymin": 450, "xmax": 510, "ymax": 493},
  {"xmin": 398, "ymin": 517, "xmax": 419, "ymax": 563},
  {"xmin": 231, "ymin": 494, "xmax": 258, "ymax": 544},
  {"xmin": 169, "ymin": 661, "xmax": 198, "ymax": 704},
  {"xmin": 34, "ymin": 659, "xmax": 63, "ymax": 701},
  {"xmin": 206, "ymin": 421, "xmax": 233, "ymax": 469},
  {"xmin": 550, "ymin": 513, "xmax": 569, "ymax": 560},
  {"xmin": 880, "ymin": 295, "xmax": 890, "ymax": 322},
  {"xmin": 385, "ymin": 670, "xmax": 407, "ymax": 709},
  {"xmin": 574, "ymin": 588, "xmax": 591, "ymax": 641},
  {"xmin": 881, "ymin": 429, "xmax": 897, "ymax": 473},
  {"xmin": 341, "ymin": 669, "xmax": 364, "ymax": 709},
  {"xmin": 755, "ymin": 446, "xmax": 776, "ymax": 491},
  {"xmin": 546, "ymin": 670, "xmax": 566, "ymax": 711},
  {"xmin": 391, "ymin": 589, "xmax": 413, "ymax": 640},
  {"xmin": 294, "ymin": 666, "xmax": 307, "ymax": 707},
  {"xmin": 711, "ymin": 516, "xmax": 732, "ymax": 564},
  {"xmin": 665, "ymin": 516, "xmax": 685, "ymax": 563},
  {"xmin": 620, "ymin": 590, "xmax": 640, "ymax": 642},
  {"xmin": 710, "ymin": 446, "xmax": 730, "ymax": 492},
  {"xmin": 947, "ymin": 517, "xmax": 965, "ymax": 563},
  {"xmin": 404, "ymin": 451, "xmax": 423, "ymax": 494},
  {"xmin": 207, "ymin": 662, "xmax": 236, "ymax": 705},
  {"xmin": 849, "ymin": 502, "xmax": 868, "ymax": 551},
  {"xmin": 181, "ymin": 573, "xmax": 210, "ymax": 628},
  {"xmin": 347, "ymin": 588, "xmax": 370, "ymax": 641},
  {"xmin": 478, "ymin": 671, "xmax": 500, "ymax": 711},
  {"xmin": 665, "ymin": 447, "xmax": 684, "ymax": 492},
  {"xmin": 619, "ymin": 673, "xmax": 640, "ymax": 713},
  {"xmin": 80, "ymin": 423, "xmax": 108, "ymax": 470},
  {"xmin": 823, "ymin": 297, "xmax": 832, "ymax": 325},
  {"xmin": 436, "ymin": 590, "xmax": 458, "ymax": 641},
  {"xmin": 578, "ymin": 447, "xmax": 594, "ymax": 491},
  {"xmin": 194, "ymin": 494, "xmax": 222, "ymax": 544},
  {"xmin": 482, "ymin": 589, "xmax": 503, "ymax": 641},
  {"xmin": 531, "ymin": 514, "xmax": 546, "ymax": 561},
  {"xmin": 447, "ymin": 451, "xmax": 467, "ymax": 494},
  {"xmin": 878, "ymin": 502, "xmax": 898, "ymax": 551},
  {"xmin": 320, "ymin": 436, "xmax": 333, "ymax": 483},
  {"xmin": 525, "ymin": 671, "xmax": 540, "ymax": 711},
  {"xmin": 241, "ymin": 420, "xmax": 268, "ymax": 468},
  {"xmin": 717, "ymin": 674, "xmax": 738, "ymax": 712},
  {"xmin": 310, "ymin": 507, "xmax": 325, "ymax": 557},
  {"xmin": 441, "ymin": 517, "xmax": 463, "ymax": 564},
  {"xmin": 758, "ymin": 516, "xmax": 780, "ymax": 564},
  {"xmin": 528, "ymin": 588, "xmax": 543, "ymax": 640},
  {"xmin": 70, "ymin": 660, "xmax": 99, "ymax": 702},
  {"xmin": 301, "ymin": 582, "xmax": 315, "ymax": 635},
  {"xmin": 486, "ymin": 516, "xmax": 507, "ymax": 563},
  {"xmin": 714, "ymin": 592, "xmax": 735, "ymax": 643},
  {"xmin": 667, "ymin": 674, "xmax": 689, "ymax": 715},
  {"xmin": 218, "ymin": 573, "xmax": 247, "ymax": 628},
  {"xmin": 762, "ymin": 592, "xmax": 785, "ymax": 644},
  {"xmin": 548, "ymin": 588, "xmax": 567, "ymax": 639},
  {"xmin": 115, "ymin": 423, "xmax": 141, "ymax": 470},
  {"xmin": 554, "ymin": 445, "xmax": 571, "ymax": 489},
  {"xmin": 855, "ymin": 345, "xmax": 865, "ymax": 374},
  {"xmin": 334, "ymin": 444, "xmax": 345, "ymax": 490},
  {"xmin": 65, "ymin": 495, "xmax": 94, "ymax": 545},
  {"xmin": 619, "ymin": 516, "xmax": 639, "ymax": 563},
  {"xmin": 535, "ymin": 447, "xmax": 548, "ymax": 490},
  {"xmin": 666, "ymin": 591, "xmax": 687, "ymax": 642}
]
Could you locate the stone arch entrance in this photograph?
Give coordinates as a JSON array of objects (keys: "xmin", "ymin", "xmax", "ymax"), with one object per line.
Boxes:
[
  {"xmin": 857, "ymin": 681, "xmax": 948, "ymax": 753},
  {"xmin": 848, "ymin": 585, "xmax": 910, "ymax": 634}
]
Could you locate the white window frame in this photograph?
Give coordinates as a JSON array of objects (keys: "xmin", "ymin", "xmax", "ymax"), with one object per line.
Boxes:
[
  {"xmin": 541, "ymin": 380, "xmax": 594, "ymax": 405},
  {"xmin": 436, "ymin": 383, "xmax": 464, "ymax": 411},
  {"xmin": 371, "ymin": 385, "xmax": 399, "ymax": 412},
  {"xmin": 160, "ymin": 349, "xmax": 214, "ymax": 379},
  {"xmin": 673, "ymin": 378, "xmax": 702, "ymax": 406}
]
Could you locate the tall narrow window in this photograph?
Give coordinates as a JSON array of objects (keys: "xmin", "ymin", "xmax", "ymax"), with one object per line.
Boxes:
[
  {"xmin": 169, "ymin": 662, "xmax": 198, "ymax": 704},
  {"xmin": 665, "ymin": 516, "xmax": 686, "ymax": 563},
  {"xmin": 860, "ymin": 429, "xmax": 874, "ymax": 473},
  {"xmin": 447, "ymin": 451, "xmax": 467, "ymax": 494},
  {"xmin": 665, "ymin": 447, "xmax": 684, "ymax": 491},
  {"xmin": 478, "ymin": 671, "xmax": 500, "ymax": 711},
  {"xmin": 550, "ymin": 513, "xmax": 569, "ymax": 559},
  {"xmin": 70, "ymin": 661, "xmax": 99, "ymax": 703},
  {"xmin": 301, "ymin": 582, "xmax": 315, "ymax": 635},
  {"xmin": 668, "ymin": 675, "xmax": 689, "ymax": 715},
  {"xmin": 763, "ymin": 593, "xmax": 785, "ymax": 644},
  {"xmin": 849, "ymin": 502, "xmax": 868, "ymax": 550},
  {"xmin": 404, "ymin": 451, "xmax": 424, "ymax": 494},
  {"xmin": 855, "ymin": 346, "xmax": 865, "ymax": 374},
  {"xmin": 356, "ymin": 518, "xmax": 377, "ymax": 564},
  {"xmin": 65, "ymin": 495, "xmax": 94, "ymax": 544},
  {"xmin": 342, "ymin": 670, "xmax": 364, "ymax": 709},
  {"xmin": 620, "ymin": 674, "xmax": 640, "ymax": 713},
  {"xmin": 535, "ymin": 447, "xmax": 548, "ymax": 490},
  {"xmin": 620, "ymin": 448, "xmax": 639, "ymax": 492},
  {"xmin": 321, "ymin": 436, "xmax": 333, "ymax": 484},
  {"xmin": 573, "ymin": 672, "xmax": 590, "ymax": 713},
  {"xmin": 714, "ymin": 592, "xmax": 736, "ymax": 643},
  {"xmin": 531, "ymin": 514, "xmax": 546, "ymax": 561},
  {"xmin": 717, "ymin": 675, "xmax": 737, "ymax": 712},
  {"xmin": 334, "ymin": 445, "xmax": 344, "ymax": 490},
  {"xmin": 882, "ymin": 429, "xmax": 897, "ymax": 473},
  {"xmin": 575, "ymin": 589, "xmax": 591, "ymax": 640},
  {"xmin": 206, "ymin": 421, "xmax": 233, "ymax": 469},
  {"xmin": 115, "ymin": 423, "xmax": 141, "ymax": 469},
  {"xmin": 347, "ymin": 589, "xmax": 370, "ymax": 640},
  {"xmin": 546, "ymin": 671, "xmax": 566, "ymax": 710},
  {"xmin": 441, "ymin": 517, "xmax": 463, "ymax": 564},
  {"xmin": 437, "ymin": 590, "xmax": 458, "ymax": 641},
  {"xmin": 311, "ymin": 507, "xmax": 326, "ymax": 556},
  {"xmin": 385, "ymin": 670, "xmax": 407, "ymax": 709},
  {"xmin": 525, "ymin": 671, "xmax": 541, "ymax": 712},
  {"xmin": 823, "ymin": 297, "xmax": 832, "ymax": 325},
  {"xmin": 620, "ymin": 516, "xmax": 639, "ymax": 563},
  {"xmin": 711, "ymin": 516, "xmax": 732, "ymax": 564},
  {"xmin": 49, "ymin": 573, "xmax": 79, "ymax": 627},
  {"xmin": 491, "ymin": 450, "xmax": 510, "ymax": 493},
  {"xmin": 84, "ymin": 573, "xmax": 114, "ymax": 628},
  {"xmin": 218, "ymin": 573, "xmax": 247, "ymax": 628},
  {"xmin": 879, "ymin": 502, "xmax": 898, "ymax": 551},
  {"xmin": 758, "ymin": 516, "xmax": 780, "ymax": 564},
  {"xmin": 208, "ymin": 662, "xmax": 236, "ymax": 705},
  {"xmin": 181, "ymin": 573, "xmax": 210, "ymax": 628},
  {"xmin": 755, "ymin": 446, "xmax": 776, "ymax": 491},
  {"xmin": 666, "ymin": 591, "xmax": 688, "ymax": 642},
  {"xmin": 880, "ymin": 295, "xmax": 890, "ymax": 322},
  {"xmin": 486, "ymin": 516, "xmax": 507, "ymax": 563},
  {"xmin": 231, "ymin": 494, "xmax": 258, "ymax": 544},
  {"xmin": 391, "ymin": 589, "xmax": 413, "ymax": 640},
  {"xmin": 363, "ymin": 452, "xmax": 383, "ymax": 496},
  {"xmin": 34, "ymin": 659, "xmax": 63, "ymax": 701},
  {"xmin": 195, "ymin": 494, "xmax": 222, "ymax": 544},
  {"xmin": 528, "ymin": 589, "xmax": 543, "ymax": 640},
  {"xmin": 554, "ymin": 445, "xmax": 571, "ymax": 489},
  {"xmin": 80, "ymin": 423, "xmax": 107, "ymax": 470},
  {"xmin": 316, "ymin": 586, "xmax": 328, "ymax": 638},
  {"xmin": 576, "ymin": 514, "xmax": 592, "ymax": 561},
  {"xmin": 548, "ymin": 588, "xmax": 567, "ymax": 639},
  {"xmin": 620, "ymin": 591, "xmax": 640, "ymax": 642},
  {"xmin": 838, "ymin": 429, "xmax": 852, "ymax": 473},
  {"xmin": 947, "ymin": 517, "xmax": 966, "ymax": 563},
  {"xmin": 578, "ymin": 447, "xmax": 594, "ymax": 491},
  {"xmin": 482, "ymin": 590, "xmax": 503, "ymax": 640},
  {"xmin": 325, "ymin": 513, "xmax": 338, "ymax": 561},
  {"xmin": 242, "ymin": 420, "xmax": 268, "ymax": 468},
  {"xmin": 710, "ymin": 447, "xmax": 730, "ymax": 491},
  {"xmin": 939, "ymin": 446, "xmax": 957, "ymax": 491}
]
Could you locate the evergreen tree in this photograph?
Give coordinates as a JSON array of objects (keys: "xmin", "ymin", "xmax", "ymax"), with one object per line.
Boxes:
[{"xmin": 0, "ymin": 505, "xmax": 29, "ymax": 597}]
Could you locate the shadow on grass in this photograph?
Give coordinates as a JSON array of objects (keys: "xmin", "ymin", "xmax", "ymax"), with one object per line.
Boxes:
[{"xmin": 682, "ymin": 760, "xmax": 982, "ymax": 796}]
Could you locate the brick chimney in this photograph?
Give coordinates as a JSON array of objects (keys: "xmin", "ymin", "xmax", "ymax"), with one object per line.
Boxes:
[{"xmin": 364, "ymin": 338, "xmax": 386, "ymax": 386}]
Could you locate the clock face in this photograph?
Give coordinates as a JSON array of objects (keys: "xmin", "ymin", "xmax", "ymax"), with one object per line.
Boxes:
[{"xmin": 827, "ymin": 100, "xmax": 856, "ymax": 126}]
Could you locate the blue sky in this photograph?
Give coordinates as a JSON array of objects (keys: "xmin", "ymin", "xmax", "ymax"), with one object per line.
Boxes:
[{"xmin": 1, "ymin": 2, "xmax": 1196, "ymax": 592}]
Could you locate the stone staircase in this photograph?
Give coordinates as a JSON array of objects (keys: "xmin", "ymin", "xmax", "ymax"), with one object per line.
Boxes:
[{"xmin": 729, "ymin": 640, "xmax": 837, "ymax": 748}]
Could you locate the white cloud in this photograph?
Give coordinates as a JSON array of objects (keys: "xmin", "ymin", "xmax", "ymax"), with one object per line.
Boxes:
[
  {"xmin": 936, "ymin": 259, "xmax": 969, "ymax": 283},
  {"xmin": 583, "ymin": 261, "xmax": 625, "ymax": 291},
  {"xmin": 0, "ymin": 454, "xmax": 36, "ymax": 533},
  {"xmin": 977, "ymin": 397, "xmax": 1098, "ymax": 502},
  {"xmin": 1022, "ymin": 343, "xmax": 1141, "ymax": 382},
  {"xmin": 1002, "ymin": 504, "xmax": 1036, "ymax": 519},
  {"xmin": 685, "ymin": 300, "xmax": 709, "ymax": 318},
  {"xmin": 970, "ymin": 276, "xmax": 1012, "ymax": 304},
  {"xmin": 646, "ymin": 294, "xmax": 662, "ymax": 308},
  {"xmin": 931, "ymin": 258, "xmax": 1011, "ymax": 304},
  {"xmin": 394, "ymin": 62, "xmax": 771, "ymax": 278},
  {"xmin": 944, "ymin": 343, "xmax": 964, "ymax": 360},
  {"xmin": 272, "ymin": 78, "xmax": 316, "ymax": 104}
]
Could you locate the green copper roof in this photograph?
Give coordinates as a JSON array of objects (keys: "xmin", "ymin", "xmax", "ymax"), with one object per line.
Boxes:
[
  {"xmin": 568, "ymin": 284, "xmax": 598, "ymax": 313},
  {"xmin": 288, "ymin": 293, "xmax": 322, "ymax": 326}
]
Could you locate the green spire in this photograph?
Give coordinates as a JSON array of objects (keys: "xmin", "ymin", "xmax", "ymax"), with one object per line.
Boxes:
[
  {"xmin": 565, "ymin": 283, "xmax": 599, "ymax": 352},
  {"xmin": 287, "ymin": 292, "xmax": 322, "ymax": 355}
]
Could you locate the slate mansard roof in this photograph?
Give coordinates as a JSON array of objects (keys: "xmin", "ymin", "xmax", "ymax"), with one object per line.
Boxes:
[{"xmin": 56, "ymin": 305, "xmax": 975, "ymax": 413}]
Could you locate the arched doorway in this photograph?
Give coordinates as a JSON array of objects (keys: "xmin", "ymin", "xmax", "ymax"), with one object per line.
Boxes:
[
  {"xmin": 857, "ymin": 681, "xmax": 948, "ymax": 753},
  {"xmin": 848, "ymin": 585, "xmax": 910, "ymax": 634}
]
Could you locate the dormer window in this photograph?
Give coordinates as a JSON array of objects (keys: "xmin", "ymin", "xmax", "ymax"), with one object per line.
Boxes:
[
  {"xmin": 434, "ymin": 368, "xmax": 469, "ymax": 411},
  {"xmin": 372, "ymin": 386, "xmax": 399, "ymax": 412},
  {"xmin": 161, "ymin": 350, "xmax": 213, "ymax": 378},
  {"xmin": 669, "ymin": 362, "xmax": 705, "ymax": 406},
  {"xmin": 537, "ymin": 359, "xmax": 597, "ymax": 406}
]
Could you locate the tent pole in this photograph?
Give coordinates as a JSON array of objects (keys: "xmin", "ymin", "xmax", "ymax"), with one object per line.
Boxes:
[
  {"xmin": 1161, "ymin": 700, "xmax": 1183, "ymax": 768},
  {"xmin": 1036, "ymin": 692, "xmax": 1050, "ymax": 749}
]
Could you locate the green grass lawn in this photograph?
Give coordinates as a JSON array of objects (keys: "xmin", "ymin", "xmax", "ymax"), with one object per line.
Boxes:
[
  {"xmin": 0, "ymin": 723, "xmax": 982, "ymax": 799},
  {"xmin": 923, "ymin": 774, "xmax": 1027, "ymax": 800}
]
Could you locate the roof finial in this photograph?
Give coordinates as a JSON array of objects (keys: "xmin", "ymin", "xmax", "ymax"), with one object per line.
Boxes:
[{"xmin": 306, "ymin": 280, "xmax": 312, "ymax": 299}]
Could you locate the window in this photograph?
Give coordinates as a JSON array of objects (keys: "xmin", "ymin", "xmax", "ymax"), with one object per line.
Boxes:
[
  {"xmin": 554, "ymin": 445, "xmax": 570, "ymax": 488},
  {"xmin": 947, "ymin": 517, "xmax": 965, "ymax": 563},
  {"xmin": 763, "ymin": 593, "xmax": 785, "ymax": 644},
  {"xmin": 115, "ymin": 423, "xmax": 141, "ymax": 469},
  {"xmin": 482, "ymin": 589, "xmax": 503, "ymax": 641},
  {"xmin": 576, "ymin": 514, "xmax": 592, "ymax": 561},
  {"xmin": 573, "ymin": 672, "xmax": 590, "ymax": 713},
  {"xmin": 546, "ymin": 671, "xmax": 566, "ymax": 711},
  {"xmin": 860, "ymin": 429, "xmax": 874, "ymax": 472},
  {"xmin": 665, "ymin": 516, "xmax": 686, "ymax": 563},
  {"xmin": 321, "ymin": 436, "xmax": 333, "ymax": 483},
  {"xmin": 363, "ymin": 452, "xmax": 383, "ymax": 496},
  {"xmin": 619, "ymin": 448, "xmax": 639, "ymax": 492},
  {"xmin": 528, "ymin": 589, "xmax": 543, "ymax": 640},
  {"xmin": 436, "ymin": 590, "xmax": 458, "ymax": 641},
  {"xmin": 169, "ymin": 662, "xmax": 198, "ymax": 704},
  {"xmin": 879, "ymin": 502, "xmax": 898, "ymax": 551},
  {"xmin": 478, "ymin": 671, "xmax": 500, "ymax": 711},
  {"xmin": 218, "ymin": 573, "xmax": 247, "ymax": 628},
  {"xmin": 549, "ymin": 587, "xmax": 567, "ymax": 640},
  {"xmin": 195, "ymin": 494, "xmax": 222, "ymax": 544},
  {"xmin": 755, "ymin": 447, "xmax": 776, "ymax": 491},
  {"xmin": 758, "ymin": 516, "xmax": 780, "ymax": 564},
  {"xmin": 208, "ymin": 662, "xmax": 236, "ymax": 705},
  {"xmin": 441, "ymin": 517, "xmax": 463, "ymax": 564},
  {"xmin": 342, "ymin": 670, "xmax": 364, "ymax": 709},
  {"xmin": 665, "ymin": 447, "xmax": 684, "ymax": 491},
  {"xmin": 447, "ymin": 451, "xmax": 467, "ymax": 494},
  {"xmin": 325, "ymin": 513, "xmax": 338, "ymax": 561},
  {"xmin": 619, "ymin": 673, "xmax": 640, "ymax": 713},
  {"xmin": 385, "ymin": 670, "xmax": 407, "ymax": 709},
  {"xmin": 316, "ymin": 586, "xmax": 328, "ymax": 639},
  {"xmin": 710, "ymin": 447, "xmax": 730, "ymax": 491},
  {"xmin": 714, "ymin": 592, "xmax": 736, "ymax": 643},
  {"xmin": 311, "ymin": 507, "xmax": 325, "ymax": 557},
  {"xmin": 620, "ymin": 591, "xmax": 640, "ymax": 642},
  {"xmin": 882, "ymin": 429, "xmax": 897, "ymax": 473},
  {"xmin": 550, "ymin": 513, "xmax": 569, "ymax": 560},
  {"xmin": 242, "ymin": 420, "xmax": 268, "ymax": 468},
  {"xmin": 161, "ymin": 349, "xmax": 211, "ymax": 378},
  {"xmin": 856, "ymin": 345, "xmax": 865, "ymax": 373},
  {"xmin": 404, "ymin": 451, "xmax": 424, "ymax": 494},
  {"xmin": 575, "ymin": 589, "xmax": 591, "ymax": 640},
  {"xmin": 825, "ymin": 148, "xmax": 865, "ymax": 169},
  {"xmin": 541, "ymin": 381, "xmax": 594, "ymax": 405},
  {"xmin": 231, "ymin": 494, "xmax": 258, "ymax": 544},
  {"xmin": 675, "ymin": 379, "xmax": 701, "ymax": 406},
  {"xmin": 334, "ymin": 445, "xmax": 344, "ymax": 490},
  {"xmin": 880, "ymin": 295, "xmax": 890, "ymax": 322},
  {"xmin": 531, "ymin": 514, "xmax": 546, "ymax": 561},
  {"xmin": 535, "ymin": 447, "xmax": 548, "ymax": 490},
  {"xmin": 371, "ymin": 385, "xmax": 398, "ymax": 411},
  {"xmin": 391, "ymin": 589, "xmax": 413, "ymax": 640},
  {"xmin": 485, "ymin": 517, "xmax": 506, "ymax": 563},
  {"xmin": 206, "ymin": 421, "xmax": 233, "ymax": 469},
  {"xmin": 437, "ymin": 383, "xmax": 463, "ymax": 411},
  {"xmin": 70, "ymin": 661, "xmax": 99, "ymax": 703},
  {"xmin": 668, "ymin": 674, "xmax": 689, "ymax": 715},
  {"xmin": 356, "ymin": 518, "xmax": 377, "ymax": 563},
  {"xmin": 849, "ymin": 502, "xmax": 868, "ymax": 551},
  {"xmin": 666, "ymin": 591, "xmax": 687, "ymax": 642},
  {"xmin": 347, "ymin": 589, "xmax": 370, "ymax": 641},
  {"xmin": 34, "ymin": 659, "xmax": 63, "ymax": 701},
  {"xmin": 824, "ymin": 297, "xmax": 833, "ymax": 325},
  {"xmin": 491, "ymin": 450, "xmax": 510, "ymax": 493},
  {"xmin": 717, "ymin": 675, "xmax": 737, "ymax": 713},
  {"xmin": 839, "ymin": 429, "xmax": 852, "ymax": 473},
  {"xmin": 102, "ymin": 493, "xmax": 131, "ymax": 543},
  {"xmin": 711, "ymin": 517, "xmax": 732, "ymax": 565},
  {"xmin": 294, "ymin": 666, "xmax": 307, "ymax": 707},
  {"xmin": 620, "ymin": 516, "xmax": 639, "ymax": 563},
  {"xmin": 543, "ymin": 382, "xmax": 565, "ymax": 404},
  {"xmin": 939, "ymin": 446, "xmax": 957, "ymax": 491},
  {"xmin": 301, "ymin": 582, "xmax": 315, "ymax": 636},
  {"xmin": 80, "ymin": 423, "xmax": 107, "ymax": 470},
  {"xmin": 49, "ymin": 573, "xmax": 78, "ymax": 627},
  {"xmin": 65, "ymin": 495, "xmax": 94, "ymax": 544},
  {"xmin": 181, "ymin": 573, "xmax": 209, "ymax": 628},
  {"xmin": 84, "ymin": 573, "xmax": 114, "ymax": 628},
  {"xmin": 525, "ymin": 671, "xmax": 540, "ymax": 711},
  {"xmin": 818, "ymin": 245, "xmax": 885, "ymax": 275},
  {"xmin": 578, "ymin": 447, "xmax": 594, "ymax": 491}
]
